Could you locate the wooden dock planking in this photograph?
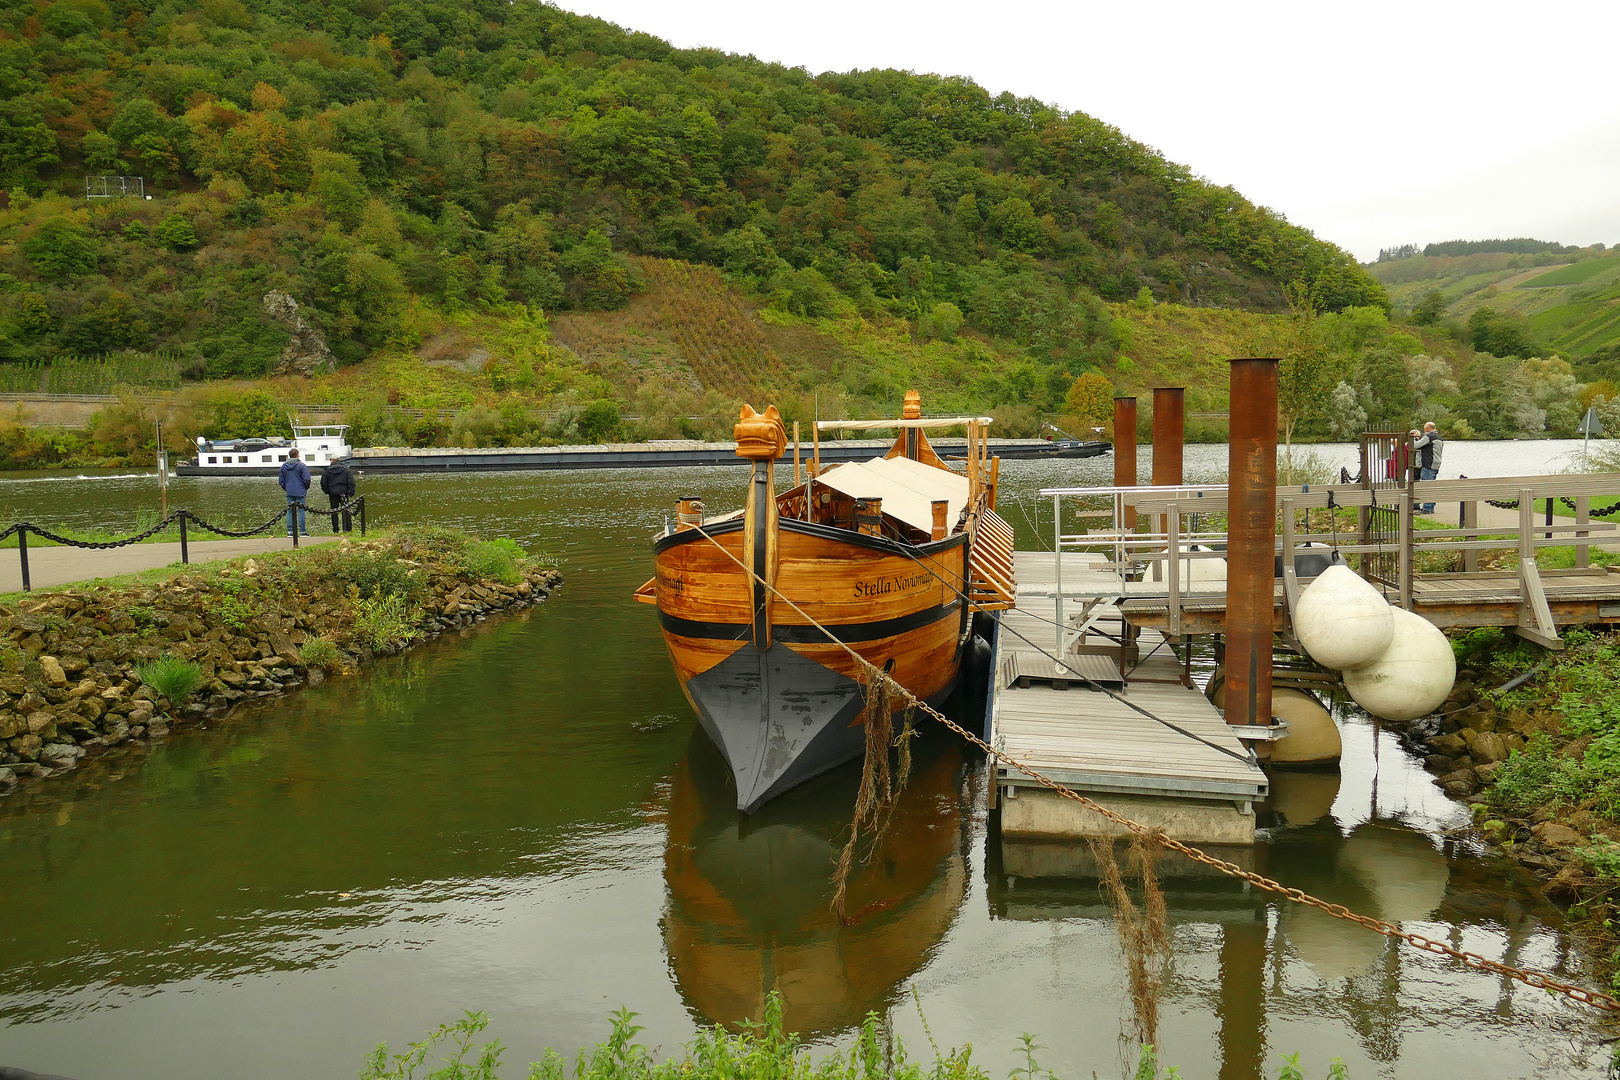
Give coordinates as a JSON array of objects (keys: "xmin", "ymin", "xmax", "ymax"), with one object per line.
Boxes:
[{"xmin": 990, "ymin": 552, "xmax": 1268, "ymax": 819}]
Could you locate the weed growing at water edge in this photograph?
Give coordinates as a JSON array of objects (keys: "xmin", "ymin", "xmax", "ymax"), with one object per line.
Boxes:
[
  {"xmin": 299, "ymin": 635, "xmax": 341, "ymax": 671},
  {"xmin": 361, "ymin": 997, "xmax": 1357, "ymax": 1080},
  {"xmin": 135, "ymin": 654, "xmax": 204, "ymax": 703},
  {"xmin": 457, "ymin": 538, "xmax": 524, "ymax": 586},
  {"xmin": 352, "ymin": 592, "xmax": 420, "ymax": 650},
  {"xmin": 322, "ymin": 547, "xmax": 425, "ymax": 602}
]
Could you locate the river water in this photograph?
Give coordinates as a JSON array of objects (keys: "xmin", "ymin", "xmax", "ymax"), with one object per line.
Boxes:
[{"xmin": 0, "ymin": 441, "xmax": 1607, "ymax": 1080}]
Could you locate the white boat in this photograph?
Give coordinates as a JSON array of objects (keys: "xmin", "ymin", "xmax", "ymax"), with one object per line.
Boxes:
[{"xmin": 176, "ymin": 424, "xmax": 353, "ymax": 477}]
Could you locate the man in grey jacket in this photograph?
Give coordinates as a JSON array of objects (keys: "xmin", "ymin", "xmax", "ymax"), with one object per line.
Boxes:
[{"xmin": 1411, "ymin": 423, "xmax": 1443, "ymax": 514}]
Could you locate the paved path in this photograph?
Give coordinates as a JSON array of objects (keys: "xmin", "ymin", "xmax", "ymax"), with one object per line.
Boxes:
[{"xmin": 0, "ymin": 535, "xmax": 341, "ymax": 593}]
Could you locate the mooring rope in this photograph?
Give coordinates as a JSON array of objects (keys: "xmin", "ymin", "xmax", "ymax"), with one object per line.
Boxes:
[
  {"xmin": 680, "ymin": 521, "xmax": 1620, "ymax": 1016},
  {"xmin": 824, "ymin": 521, "xmax": 1257, "ymax": 766}
]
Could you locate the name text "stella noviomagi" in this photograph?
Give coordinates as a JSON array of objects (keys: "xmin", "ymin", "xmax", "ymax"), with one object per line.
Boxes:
[{"xmin": 854, "ymin": 571, "xmax": 933, "ymax": 598}]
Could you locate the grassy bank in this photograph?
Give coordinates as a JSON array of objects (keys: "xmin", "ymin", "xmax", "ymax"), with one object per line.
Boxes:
[
  {"xmin": 0, "ymin": 527, "xmax": 560, "ymax": 793},
  {"xmin": 362, "ymin": 998, "xmax": 1351, "ymax": 1080},
  {"xmin": 1405, "ymin": 628, "xmax": 1620, "ymax": 982}
]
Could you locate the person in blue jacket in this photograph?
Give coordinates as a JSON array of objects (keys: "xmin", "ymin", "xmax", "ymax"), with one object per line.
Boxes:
[{"xmin": 278, "ymin": 448, "xmax": 312, "ymax": 537}]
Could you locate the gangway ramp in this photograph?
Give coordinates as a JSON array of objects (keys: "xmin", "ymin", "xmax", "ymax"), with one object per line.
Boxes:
[{"xmin": 989, "ymin": 551, "xmax": 1267, "ymax": 845}]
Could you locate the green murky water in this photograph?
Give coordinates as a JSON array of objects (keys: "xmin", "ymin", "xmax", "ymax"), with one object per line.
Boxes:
[{"xmin": 0, "ymin": 446, "xmax": 1607, "ymax": 1079}]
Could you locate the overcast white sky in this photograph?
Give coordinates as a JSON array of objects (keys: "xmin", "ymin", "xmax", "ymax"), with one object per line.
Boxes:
[{"xmin": 556, "ymin": 0, "xmax": 1620, "ymax": 262}]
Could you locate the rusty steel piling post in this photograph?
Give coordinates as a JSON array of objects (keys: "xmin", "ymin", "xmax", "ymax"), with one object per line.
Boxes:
[
  {"xmin": 1151, "ymin": 388, "xmax": 1184, "ymax": 580},
  {"xmin": 1113, "ymin": 396, "xmax": 1137, "ymax": 531},
  {"xmin": 1151, "ymin": 387, "xmax": 1184, "ymax": 489},
  {"xmin": 1224, "ymin": 359, "xmax": 1278, "ymax": 741}
]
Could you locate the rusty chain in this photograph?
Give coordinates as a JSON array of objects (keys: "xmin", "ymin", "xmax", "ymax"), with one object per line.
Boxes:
[{"xmin": 684, "ymin": 521, "xmax": 1620, "ymax": 1016}]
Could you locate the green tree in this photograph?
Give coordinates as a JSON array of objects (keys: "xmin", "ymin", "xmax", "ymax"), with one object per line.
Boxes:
[
  {"xmin": 207, "ymin": 390, "xmax": 285, "ymax": 438},
  {"xmin": 558, "ymin": 231, "xmax": 640, "ymax": 310},
  {"xmin": 68, "ymin": 291, "xmax": 151, "ymax": 351},
  {"xmin": 1359, "ymin": 346, "xmax": 1412, "ymax": 430},
  {"xmin": 1409, "ymin": 290, "xmax": 1446, "ymax": 327},
  {"xmin": 1276, "ymin": 290, "xmax": 1339, "ymax": 482},
  {"xmin": 16, "ymin": 292, "xmax": 51, "ymax": 335},
  {"xmin": 22, "ymin": 218, "xmax": 98, "ymax": 280},
  {"xmin": 1468, "ymin": 307, "xmax": 1537, "ymax": 359},
  {"xmin": 1064, "ymin": 371, "xmax": 1115, "ymax": 427},
  {"xmin": 81, "ymin": 131, "xmax": 120, "ymax": 173},
  {"xmin": 579, "ymin": 399, "xmax": 621, "ymax": 442},
  {"xmin": 153, "ymin": 214, "xmax": 198, "ymax": 251},
  {"xmin": 917, "ymin": 302, "xmax": 963, "ymax": 341},
  {"xmin": 1458, "ymin": 353, "xmax": 1517, "ymax": 437}
]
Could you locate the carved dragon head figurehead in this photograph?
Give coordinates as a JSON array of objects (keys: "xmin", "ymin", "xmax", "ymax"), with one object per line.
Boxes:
[
  {"xmin": 734, "ymin": 404, "xmax": 787, "ymax": 461},
  {"xmin": 902, "ymin": 390, "xmax": 922, "ymax": 421}
]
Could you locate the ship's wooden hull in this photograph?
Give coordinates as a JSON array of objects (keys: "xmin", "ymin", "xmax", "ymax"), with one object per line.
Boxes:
[{"xmin": 654, "ymin": 518, "xmax": 968, "ymax": 812}]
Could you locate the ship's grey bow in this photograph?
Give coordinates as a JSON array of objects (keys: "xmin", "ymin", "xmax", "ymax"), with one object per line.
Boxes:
[{"xmin": 686, "ymin": 643, "xmax": 866, "ymax": 813}]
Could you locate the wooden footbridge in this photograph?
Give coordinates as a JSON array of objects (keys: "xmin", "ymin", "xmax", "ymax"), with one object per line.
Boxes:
[{"xmin": 1119, "ymin": 469, "xmax": 1620, "ymax": 650}]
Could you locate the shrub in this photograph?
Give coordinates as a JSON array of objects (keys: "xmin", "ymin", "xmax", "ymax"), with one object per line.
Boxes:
[
  {"xmin": 918, "ymin": 301, "xmax": 963, "ymax": 341},
  {"xmin": 23, "ymin": 218, "xmax": 99, "ymax": 280},
  {"xmin": 299, "ymin": 635, "xmax": 341, "ymax": 671},
  {"xmin": 153, "ymin": 214, "xmax": 198, "ymax": 251},
  {"xmin": 324, "ymin": 548, "xmax": 424, "ymax": 601},
  {"xmin": 135, "ymin": 654, "xmax": 205, "ymax": 703},
  {"xmin": 579, "ymin": 399, "xmax": 620, "ymax": 442},
  {"xmin": 352, "ymin": 592, "xmax": 420, "ymax": 650}
]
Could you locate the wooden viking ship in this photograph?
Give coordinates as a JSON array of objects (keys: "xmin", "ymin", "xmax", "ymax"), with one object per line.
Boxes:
[{"xmin": 634, "ymin": 391, "xmax": 1016, "ymax": 813}]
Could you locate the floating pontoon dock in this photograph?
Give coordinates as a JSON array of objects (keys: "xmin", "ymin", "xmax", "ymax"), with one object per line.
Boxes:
[
  {"xmin": 987, "ymin": 465, "xmax": 1620, "ymax": 847},
  {"xmin": 989, "ymin": 551, "xmax": 1268, "ymax": 846}
]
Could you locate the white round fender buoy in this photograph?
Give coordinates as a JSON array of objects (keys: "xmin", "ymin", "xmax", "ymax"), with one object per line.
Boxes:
[
  {"xmin": 1267, "ymin": 688, "xmax": 1343, "ymax": 766},
  {"xmin": 1294, "ymin": 564, "xmax": 1394, "ymax": 670},
  {"xmin": 1343, "ymin": 607, "xmax": 1456, "ymax": 721}
]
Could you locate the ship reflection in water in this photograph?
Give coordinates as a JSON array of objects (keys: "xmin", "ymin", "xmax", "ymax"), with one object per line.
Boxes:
[{"xmin": 662, "ymin": 730, "xmax": 970, "ymax": 1034}]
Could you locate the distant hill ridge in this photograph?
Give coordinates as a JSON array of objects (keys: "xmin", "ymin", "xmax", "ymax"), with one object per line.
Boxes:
[{"xmin": 1377, "ymin": 238, "xmax": 1586, "ymax": 263}]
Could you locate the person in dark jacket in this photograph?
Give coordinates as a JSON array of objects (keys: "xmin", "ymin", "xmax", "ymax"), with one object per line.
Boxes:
[
  {"xmin": 1410, "ymin": 422, "xmax": 1444, "ymax": 514},
  {"xmin": 278, "ymin": 448, "xmax": 312, "ymax": 537},
  {"xmin": 320, "ymin": 458, "xmax": 356, "ymax": 533}
]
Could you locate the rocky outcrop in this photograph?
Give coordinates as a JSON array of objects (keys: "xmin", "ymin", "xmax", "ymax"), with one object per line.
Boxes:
[
  {"xmin": 0, "ymin": 539, "xmax": 561, "ymax": 794},
  {"xmin": 262, "ymin": 291, "xmax": 336, "ymax": 376}
]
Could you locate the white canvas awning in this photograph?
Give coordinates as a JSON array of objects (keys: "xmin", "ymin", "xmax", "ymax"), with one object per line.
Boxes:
[
  {"xmin": 816, "ymin": 417, "xmax": 992, "ymax": 431},
  {"xmin": 814, "ymin": 456, "xmax": 970, "ymax": 533}
]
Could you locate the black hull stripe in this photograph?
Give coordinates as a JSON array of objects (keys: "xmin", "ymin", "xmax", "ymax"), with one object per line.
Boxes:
[{"xmin": 659, "ymin": 599, "xmax": 961, "ymax": 644}]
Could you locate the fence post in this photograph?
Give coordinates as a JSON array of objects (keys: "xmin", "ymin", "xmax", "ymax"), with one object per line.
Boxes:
[
  {"xmin": 359, "ymin": 495, "xmax": 366, "ymax": 537},
  {"xmin": 18, "ymin": 525, "xmax": 29, "ymax": 592},
  {"xmin": 179, "ymin": 511, "xmax": 188, "ymax": 564},
  {"xmin": 292, "ymin": 503, "xmax": 300, "ymax": 548}
]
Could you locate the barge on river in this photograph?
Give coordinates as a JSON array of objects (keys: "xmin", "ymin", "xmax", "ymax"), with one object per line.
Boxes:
[
  {"xmin": 176, "ymin": 425, "xmax": 353, "ymax": 477},
  {"xmin": 635, "ymin": 392, "xmax": 1015, "ymax": 812}
]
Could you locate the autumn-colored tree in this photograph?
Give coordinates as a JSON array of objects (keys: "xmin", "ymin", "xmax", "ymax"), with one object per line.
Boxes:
[{"xmin": 1064, "ymin": 371, "xmax": 1115, "ymax": 426}]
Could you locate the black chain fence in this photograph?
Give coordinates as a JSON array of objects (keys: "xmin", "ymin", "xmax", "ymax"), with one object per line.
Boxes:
[{"xmin": 5, "ymin": 495, "xmax": 366, "ymax": 591}]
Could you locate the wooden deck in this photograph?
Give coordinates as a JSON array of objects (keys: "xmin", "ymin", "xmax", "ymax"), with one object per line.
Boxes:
[{"xmin": 989, "ymin": 553, "xmax": 1268, "ymax": 838}]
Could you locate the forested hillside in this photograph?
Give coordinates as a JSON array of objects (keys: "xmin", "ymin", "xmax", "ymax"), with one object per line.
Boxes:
[{"xmin": 0, "ymin": 0, "xmax": 1384, "ymax": 421}]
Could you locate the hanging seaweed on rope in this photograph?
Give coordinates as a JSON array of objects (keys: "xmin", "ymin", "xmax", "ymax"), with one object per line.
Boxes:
[
  {"xmin": 1089, "ymin": 832, "xmax": 1171, "ymax": 1048},
  {"xmin": 831, "ymin": 659, "xmax": 920, "ymax": 924}
]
